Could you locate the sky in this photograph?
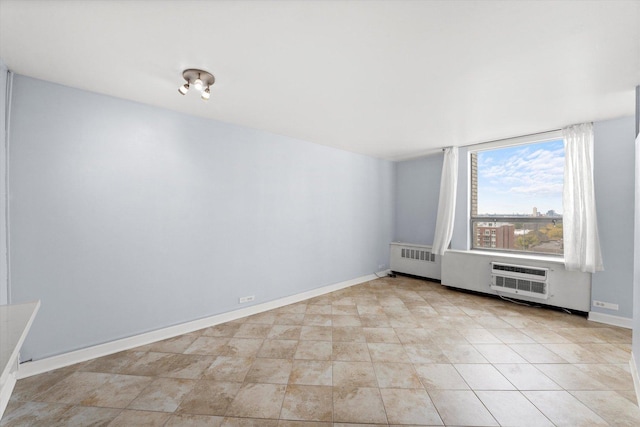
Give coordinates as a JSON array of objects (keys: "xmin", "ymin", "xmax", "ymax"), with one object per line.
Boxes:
[{"xmin": 477, "ymin": 139, "xmax": 564, "ymax": 216}]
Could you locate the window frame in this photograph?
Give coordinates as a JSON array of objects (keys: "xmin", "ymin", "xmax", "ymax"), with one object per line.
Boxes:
[{"xmin": 469, "ymin": 131, "xmax": 564, "ymax": 257}]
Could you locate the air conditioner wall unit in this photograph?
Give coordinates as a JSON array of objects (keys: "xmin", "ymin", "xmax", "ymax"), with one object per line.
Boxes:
[{"xmin": 490, "ymin": 262, "xmax": 549, "ymax": 299}]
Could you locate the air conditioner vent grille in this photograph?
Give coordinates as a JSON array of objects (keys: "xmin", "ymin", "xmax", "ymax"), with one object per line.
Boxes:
[
  {"xmin": 530, "ymin": 281, "xmax": 546, "ymax": 294},
  {"xmin": 493, "ymin": 276, "xmax": 547, "ymax": 296},
  {"xmin": 492, "ymin": 264, "xmax": 546, "ymax": 277}
]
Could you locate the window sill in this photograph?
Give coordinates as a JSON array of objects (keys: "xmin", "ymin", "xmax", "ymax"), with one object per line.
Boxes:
[{"xmin": 446, "ymin": 249, "xmax": 565, "ymax": 265}]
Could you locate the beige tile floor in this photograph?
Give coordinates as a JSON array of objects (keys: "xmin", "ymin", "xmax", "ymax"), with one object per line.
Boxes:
[{"xmin": 3, "ymin": 275, "xmax": 640, "ymax": 426}]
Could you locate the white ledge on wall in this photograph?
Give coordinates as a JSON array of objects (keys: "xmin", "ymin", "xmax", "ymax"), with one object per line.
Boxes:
[
  {"xmin": 0, "ymin": 300, "xmax": 40, "ymax": 420},
  {"xmin": 630, "ymin": 353, "xmax": 640, "ymax": 409},
  {"xmin": 445, "ymin": 249, "xmax": 566, "ymax": 265}
]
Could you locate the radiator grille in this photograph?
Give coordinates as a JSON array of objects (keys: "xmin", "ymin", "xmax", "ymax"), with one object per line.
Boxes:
[
  {"xmin": 401, "ymin": 248, "xmax": 435, "ymax": 262},
  {"xmin": 390, "ymin": 243, "xmax": 441, "ymax": 280}
]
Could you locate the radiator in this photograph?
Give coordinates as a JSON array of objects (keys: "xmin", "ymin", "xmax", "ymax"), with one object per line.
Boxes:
[
  {"xmin": 389, "ymin": 242, "xmax": 441, "ymax": 280},
  {"xmin": 490, "ymin": 262, "xmax": 549, "ymax": 299},
  {"xmin": 441, "ymin": 250, "xmax": 591, "ymax": 312}
]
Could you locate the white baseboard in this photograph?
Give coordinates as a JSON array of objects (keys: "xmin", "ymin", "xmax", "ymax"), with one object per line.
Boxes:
[
  {"xmin": 630, "ymin": 353, "xmax": 640, "ymax": 407},
  {"xmin": 587, "ymin": 311, "xmax": 633, "ymax": 329},
  {"xmin": 17, "ymin": 272, "xmax": 386, "ymax": 379}
]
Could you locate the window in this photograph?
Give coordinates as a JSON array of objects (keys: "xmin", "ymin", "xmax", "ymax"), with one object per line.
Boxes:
[{"xmin": 470, "ymin": 138, "xmax": 564, "ymax": 256}]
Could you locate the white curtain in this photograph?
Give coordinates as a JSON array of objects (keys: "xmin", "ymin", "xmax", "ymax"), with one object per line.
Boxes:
[
  {"xmin": 562, "ymin": 123, "xmax": 603, "ymax": 273},
  {"xmin": 432, "ymin": 147, "xmax": 458, "ymax": 255}
]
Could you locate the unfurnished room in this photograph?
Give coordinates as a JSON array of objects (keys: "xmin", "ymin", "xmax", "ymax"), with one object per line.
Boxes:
[{"xmin": 1, "ymin": 1, "xmax": 640, "ymax": 426}]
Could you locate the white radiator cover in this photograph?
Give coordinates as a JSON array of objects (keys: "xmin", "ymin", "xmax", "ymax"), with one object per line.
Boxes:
[
  {"xmin": 442, "ymin": 250, "xmax": 591, "ymax": 312},
  {"xmin": 389, "ymin": 242, "xmax": 441, "ymax": 280}
]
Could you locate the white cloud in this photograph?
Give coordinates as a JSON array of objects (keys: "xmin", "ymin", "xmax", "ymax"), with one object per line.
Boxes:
[{"xmin": 477, "ymin": 142, "xmax": 564, "ymax": 214}]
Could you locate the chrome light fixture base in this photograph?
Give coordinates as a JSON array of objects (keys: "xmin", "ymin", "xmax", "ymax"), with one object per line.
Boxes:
[{"xmin": 182, "ymin": 69, "xmax": 215, "ymax": 87}]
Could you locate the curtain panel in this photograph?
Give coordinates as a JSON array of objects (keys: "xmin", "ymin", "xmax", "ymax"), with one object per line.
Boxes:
[
  {"xmin": 562, "ymin": 123, "xmax": 604, "ymax": 273},
  {"xmin": 432, "ymin": 147, "xmax": 458, "ymax": 255}
]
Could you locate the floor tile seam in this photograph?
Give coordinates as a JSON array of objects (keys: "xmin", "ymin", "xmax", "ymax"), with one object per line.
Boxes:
[
  {"xmin": 451, "ymin": 363, "xmax": 516, "ymax": 392},
  {"xmin": 134, "ymin": 375, "xmax": 199, "ymax": 415},
  {"xmin": 572, "ymin": 361, "xmax": 634, "ymax": 376},
  {"xmin": 119, "ymin": 395, "xmax": 182, "ymax": 415},
  {"xmin": 562, "ymin": 383, "xmax": 626, "ymax": 392},
  {"xmin": 29, "ymin": 371, "xmax": 118, "ymax": 404},
  {"xmin": 379, "ymin": 379, "xmax": 444, "ymax": 426},
  {"xmin": 10, "ymin": 373, "xmax": 75, "ymax": 403},
  {"xmin": 360, "ymin": 342, "xmax": 380, "ymax": 389},
  {"xmin": 54, "ymin": 401, "xmax": 128, "ymax": 423},
  {"xmin": 565, "ymin": 389, "xmax": 640, "ymax": 423},
  {"xmin": 3, "ymin": 404, "xmax": 35, "ymax": 426},
  {"xmin": 216, "ymin": 415, "xmax": 281, "ymax": 425},
  {"xmin": 565, "ymin": 388, "xmax": 629, "ymax": 399},
  {"xmin": 78, "ymin": 374, "xmax": 159, "ymax": 410},
  {"xmin": 416, "ymin": 362, "xmax": 472, "ymax": 392},
  {"xmin": 504, "ymin": 342, "xmax": 569, "ymax": 364},
  {"xmin": 424, "ymin": 388, "xmax": 488, "ymax": 427},
  {"xmin": 290, "ymin": 334, "xmax": 303, "ymax": 362},
  {"xmin": 329, "ymin": 374, "xmax": 336, "ymax": 425},
  {"xmin": 539, "ymin": 340, "xmax": 601, "ymax": 357},
  {"xmin": 491, "ymin": 362, "xmax": 563, "ymax": 390},
  {"xmin": 218, "ymin": 382, "xmax": 273, "ymax": 420},
  {"xmin": 14, "ymin": 401, "xmax": 122, "ymax": 426},
  {"xmin": 469, "ymin": 388, "xmax": 523, "ymax": 426},
  {"xmin": 331, "ymin": 386, "xmax": 390, "ymax": 425},
  {"xmin": 530, "ymin": 364, "xmax": 611, "ymax": 393},
  {"xmin": 373, "ymin": 360, "xmax": 423, "ymax": 389},
  {"xmin": 276, "ymin": 382, "xmax": 293, "ymax": 423},
  {"xmin": 432, "ymin": 342, "xmax": 489, "ymax": 364},
  {"xmin": 519, "ymin": 389, "xmax": 606, "ymax": 427},
  {"xmin": 469, "ymin": 342, "xmax": 528, "ymax": 364}
]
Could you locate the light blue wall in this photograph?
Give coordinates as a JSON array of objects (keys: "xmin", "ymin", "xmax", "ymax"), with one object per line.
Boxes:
[
  {"xmin": 592, "ymin": 116, "xmax": 636, "ymax": 319},
  {"xmin": 394, "ymin": 153, "xmax": 442, "ymax": 245},
  {"xmin": 393, "ymin": 147, "xmax": 469, "ymax": 251},
  {"xmin": 0, "ymin": 61, "xmax": 7, "ymax": 305},
  {"xmin": 8, "ymin": 75, "xmax": 395, "ymax": 360}
]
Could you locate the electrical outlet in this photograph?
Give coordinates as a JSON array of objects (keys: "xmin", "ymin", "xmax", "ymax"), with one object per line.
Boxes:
[
  {"xmin": 593, "ymin": 300, "xmax": 619, "ymax": 310},
  {"xmin": 239, "ymin": 295, "xmax": 255, "ymax": 304}
]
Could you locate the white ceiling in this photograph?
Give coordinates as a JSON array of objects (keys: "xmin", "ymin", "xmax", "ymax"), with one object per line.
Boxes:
[{"xmin": 1, "ymin": 0, "xmax": 639, "ymax": 160}]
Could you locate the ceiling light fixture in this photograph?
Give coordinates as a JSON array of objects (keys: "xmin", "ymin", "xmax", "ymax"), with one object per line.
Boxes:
[{"xmin": 178, "ymin": 69, "xmax": 215, "ymax": 101}]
